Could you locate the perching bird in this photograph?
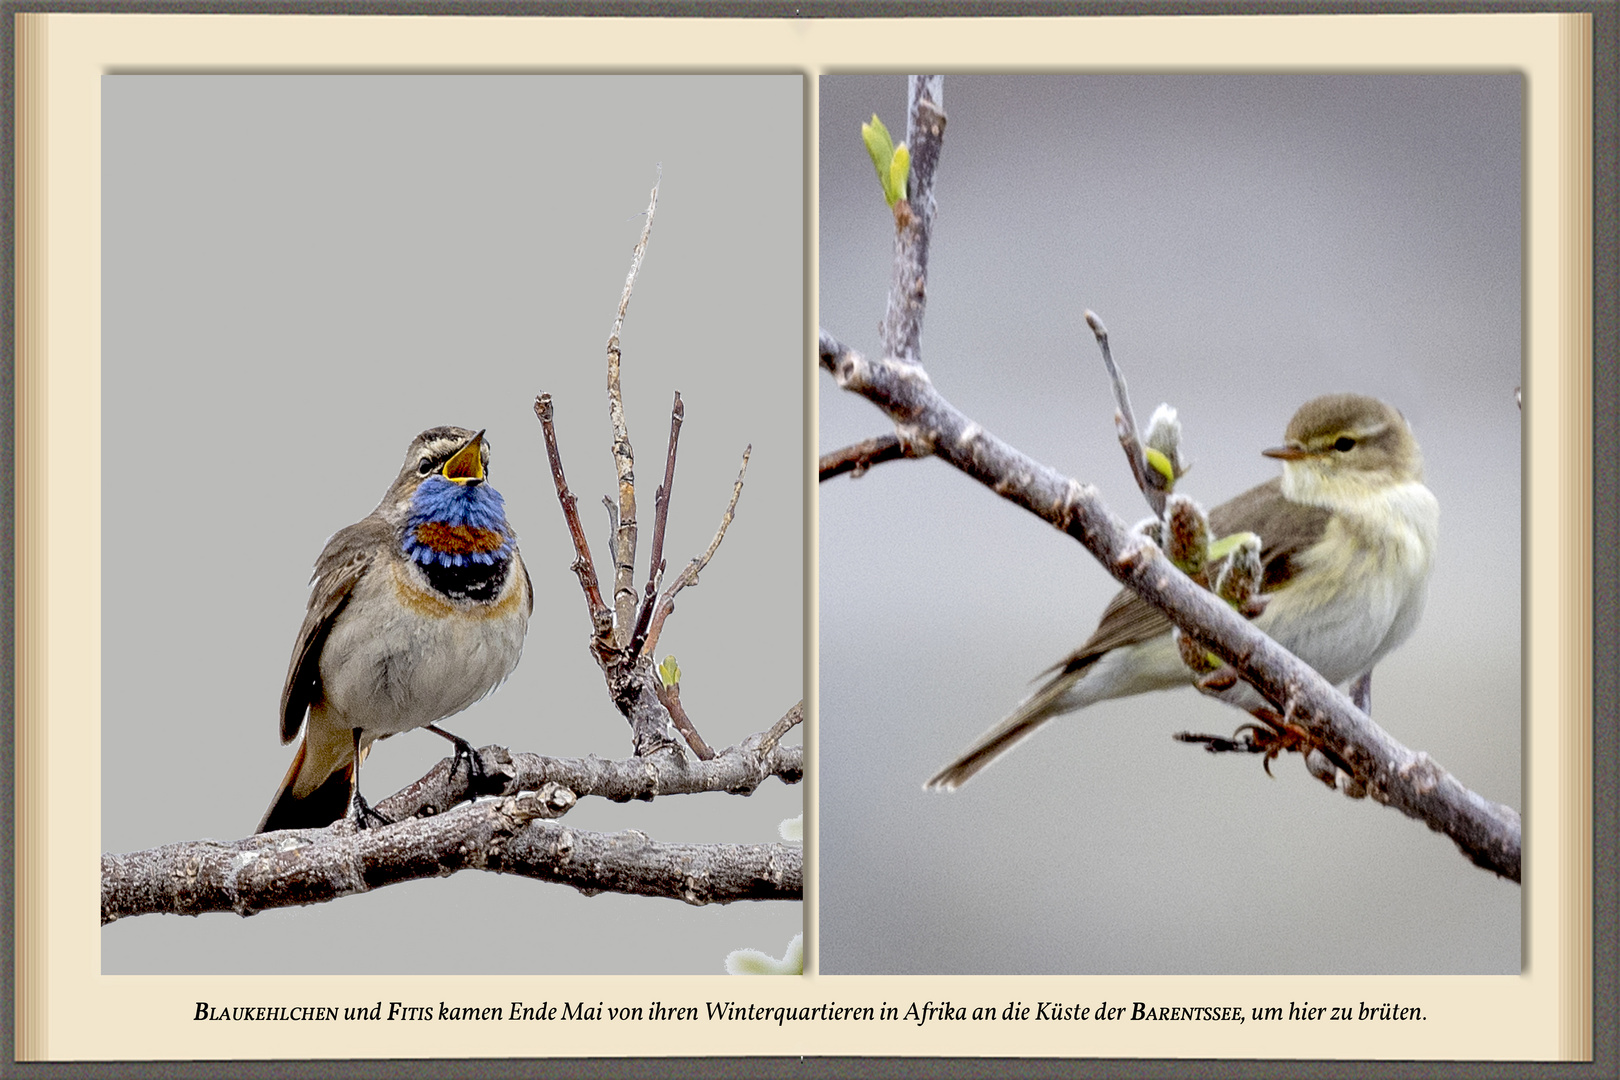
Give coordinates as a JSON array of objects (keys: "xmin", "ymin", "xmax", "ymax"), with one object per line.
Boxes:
[
  {"xmin": 257, "ymin": 426, "xmax": 533, "ymax": 832},
  {"xmin": 926, "ymin": 393, "xmax": 1439, "ymax": 791}
]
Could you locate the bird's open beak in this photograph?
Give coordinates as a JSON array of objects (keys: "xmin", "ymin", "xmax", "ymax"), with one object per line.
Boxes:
[
  {"xmin": 442, "ymin": 431, "xmax": 487, "ymax": 485},
  {"xmin": 1261, "ymin": 444, "xmax": 1310, "ymax": 461}
]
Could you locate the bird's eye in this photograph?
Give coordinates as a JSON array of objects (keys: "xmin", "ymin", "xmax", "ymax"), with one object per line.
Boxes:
[
  {"xmin": 417, "ymin": 457, "xmax": 434, "ymax": 475},
  {"xmin": 1333, "ymin": 436, "xmax": 1356, "ymax": 452}
]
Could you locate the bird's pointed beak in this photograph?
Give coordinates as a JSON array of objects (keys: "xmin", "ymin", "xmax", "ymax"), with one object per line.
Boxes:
[
  {"xmin": 442, "ymin": 431, "xmax": 487, "ymax": 485},
  {"xmin": 1261, "ymin": 443, "xmax": 1310, "ymax": 461}
]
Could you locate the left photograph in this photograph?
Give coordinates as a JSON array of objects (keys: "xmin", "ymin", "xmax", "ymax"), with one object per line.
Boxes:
[{"xmin": 100, "ymin": 74, "xmax": 804, "ymax": 975}]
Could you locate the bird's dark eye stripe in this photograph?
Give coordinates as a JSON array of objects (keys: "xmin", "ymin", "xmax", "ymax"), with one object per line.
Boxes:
[{"xmin": 1333, "ymin": 436, "xmax": 1356, "ymax": 452}]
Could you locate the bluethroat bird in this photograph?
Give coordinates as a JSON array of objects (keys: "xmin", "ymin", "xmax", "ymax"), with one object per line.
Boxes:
[{"xmin": 257, "ymin": 426, "xmax": 533, "ymax": 833}]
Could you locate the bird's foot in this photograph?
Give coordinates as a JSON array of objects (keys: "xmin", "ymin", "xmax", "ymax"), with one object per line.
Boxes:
[
  {"xmin": 350, "ymin": 790, "xmax": 393, "ymax": 830},
  {"xmin": 427, "ymin": 725, "xmax": 494, "ymax": 802},
  {"xmin": 1178, "ymin": 707, "xmax": 1363, "ymax": 792},
  {"xmin": 1228, "ymin": 705, "xmax": 1321, "ymax": 777}
]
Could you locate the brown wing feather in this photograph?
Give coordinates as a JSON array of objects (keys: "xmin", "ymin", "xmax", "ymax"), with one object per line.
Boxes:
[
  {"xmin": 517, "ymin": 552, "xmax": 534, "ymax": 618},
  {"xmin": 277, "ymin": 516, "xmax": 389, "ymax": 743},
  {"xmin": 1050, "ymin": 477, "xmax": 1331, "ymax": 677}
]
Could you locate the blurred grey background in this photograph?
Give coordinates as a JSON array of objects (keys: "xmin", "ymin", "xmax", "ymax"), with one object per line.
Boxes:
[
  {"xmin": 102, "ymin": 74, "xmax": 803, "ymax": 974},
  {"xmin": 820, "ymin": 74, "xmax": 1521, "ymax": 974}
]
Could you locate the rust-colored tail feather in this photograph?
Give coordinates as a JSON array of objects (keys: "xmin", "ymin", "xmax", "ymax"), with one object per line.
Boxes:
[{"xmin": 256, "ymin": 739, "xmax": 355, "ymax": 833}]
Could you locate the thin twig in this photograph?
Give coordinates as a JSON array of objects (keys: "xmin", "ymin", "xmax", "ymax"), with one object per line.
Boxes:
[
  {"xmin": 1084, "ymin": 310, "xmax": 1164, "ymax": 518},
  {"xmin": 535, "ymin": 393, "xmax": 615, "ymax": 650},
  {"xmin": 606, "ymin": 169, "xmax": 662, "ymax": 642},
  {"xmin": 642, "ymin": 445, "xmax": 751, "ymax": 658},
  {"xmin": 820, "ymin": 434, "xmax": 909, "ymax": 481},
  {"xmin": 602, "ymin": 497, "xmax": 618, "ymax": 571},
  {"xmin": 631, "ymin": 392, "xmax": 684, "ymax": 657},
  {"xmin": 756, "ymin": 700, "xmax": 804, "ymax": 756},
  {"xmin": 656, "ymin": 679, "xmax": 716, "ymax": 761},
  {"xmin": 822, "ymin": 329, "xmax": 1520, "ymax": 881}
]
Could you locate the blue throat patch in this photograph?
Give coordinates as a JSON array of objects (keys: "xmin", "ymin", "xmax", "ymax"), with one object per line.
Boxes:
[{"xmin": 401, "ymin": 476, "xmax": 515, "ymax": 568}]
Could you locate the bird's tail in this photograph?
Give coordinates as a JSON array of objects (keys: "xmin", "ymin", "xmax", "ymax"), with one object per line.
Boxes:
[
  {"xmin": 256, "ymin": 729, "xmax": 360, "ymax": 833},
  {"xmin": 924, "ymin": 665, "xmax": 1088, "ymax": 791}
]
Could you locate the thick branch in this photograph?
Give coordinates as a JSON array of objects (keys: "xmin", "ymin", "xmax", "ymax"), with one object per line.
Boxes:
[
  {"xmin": 612, "ymin": 661, "xmax": 683, "ymax": 757},
  {"xmin": 820, "ymin": 330, "xmax": 1520, "ymax": 882},
  {"xmin": 377, "ymin": 727, "xmax": 802, "ymax": 821},
  {"xmin": 103, "ymin": 805, "xmax": 799, "ymax": 923},
  {"xmin": 102, "ymin": 721, "xmax": 804, "ymax": 923}
]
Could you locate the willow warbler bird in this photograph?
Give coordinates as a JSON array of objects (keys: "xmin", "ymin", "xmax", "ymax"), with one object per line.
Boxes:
[
  {"xmin": 258, "ymin": 427, "xmax": 533, "ymax": 832},
  {"xmin": 926, "ymin": 393, "xmax": 1438, "ymax": 791}
]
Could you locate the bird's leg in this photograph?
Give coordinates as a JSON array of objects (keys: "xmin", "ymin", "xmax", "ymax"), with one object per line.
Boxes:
[
  {"xmin": 348, "ymin": 728, "xmax": 392, "ymax": 829},
  {"xmin": 1350, "ymin": 670, "xmax": 1373, "ymax": 715},
  {"xmin": 425, "ymin": 724, "xmax": 491, "ymax": 799}
]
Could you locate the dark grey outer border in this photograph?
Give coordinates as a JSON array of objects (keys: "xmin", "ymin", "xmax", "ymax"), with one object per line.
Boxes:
[{"xmin": 0, "ymin": 2, "xmax": 1612, "ymax": 1079}]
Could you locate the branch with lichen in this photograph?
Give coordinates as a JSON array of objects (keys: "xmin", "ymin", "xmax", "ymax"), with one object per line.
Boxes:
[{"xmin": 100, "ymin": 704, "xmax": 805, "ymax": 922}]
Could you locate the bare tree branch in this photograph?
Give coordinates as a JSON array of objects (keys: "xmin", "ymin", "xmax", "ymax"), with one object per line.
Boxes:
[
  {"xmin": 537, "ymin": 392, "xmax": 616, "ymax": 654},
  {"xmin": 377, "ymin": 725, "xmax": 802, "ymax": 821},
  {"xmin": 630, "ymin": 392, "xmax": 684, "ymax": 658},
  {"xmin": 103, "ymin": 807, "xmax": 799, "ymax": 923},
  {"xmin": 642, "ymin": 446, "xmax": 751, "ymax": 659},
  {"xmin": 882, "ymin": 76, "xmax": 946, "ymax": 367},
  {"xmin": 819, "ymin": 434, "xmax": 910, "ymax": 481},
  {"xmin": 821, "ymin": 73, "xmax": 1517, "ymax": 881},
  {"xmin": 1086, "ymin": 310, "xmax": 1166, "ymax": 518},
  {"xmin": 656, "ymin": 679, "xmax": 718, "ymax": 761},
  {"xmin": 821, "ymin": 330, "xmax": 1520, "ymax": 881},
  {"xmin": 102, "ymin": 719, "xmax": 804, "ymax": 922},
  {"xmin": 538, "ymin": 180, "xmax": 758, "ymax": 761},
  {"xmin": 756, "ymin": 701, "xmax": 804, "ymax": 756},
  {"xmin": 605, "ymin": 170, "xmax": 661, "ymax": 639}
]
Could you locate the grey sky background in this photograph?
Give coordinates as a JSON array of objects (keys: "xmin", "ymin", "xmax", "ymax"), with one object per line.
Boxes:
[
  {"xmin": 101, "ymin": 74, "xmax": 803, "ymax": 974},
  {"xmin": 820, "ymin": 74, "xmax": 1521, "ymax": 974}
]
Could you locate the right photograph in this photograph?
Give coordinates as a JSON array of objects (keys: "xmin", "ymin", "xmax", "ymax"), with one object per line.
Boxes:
[{"xmin": 818, "ymin": 73, "xmax": 1522, "ymax": 975}]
